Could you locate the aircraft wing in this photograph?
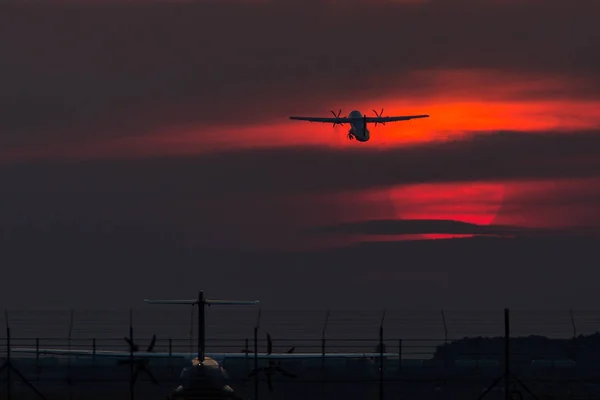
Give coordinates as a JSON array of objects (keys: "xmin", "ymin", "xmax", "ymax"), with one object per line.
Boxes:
[
  {"xmin": 214, "ymin": 352, "xmax": 399, "ymax": 359},
  {"xmin": 289, "ymin": 116, "xmax": 354, "ymax": 123},
  {"xmin": 364, "ymin": 114, "xmax": 429, "ymax": 123},
  {"xmin": 12, "ymin": 348, "xmax": 398, "ymax": 360}
]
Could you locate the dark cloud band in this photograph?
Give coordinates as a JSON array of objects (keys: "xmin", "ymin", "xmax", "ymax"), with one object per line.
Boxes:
[{"xmin": 1, "ymin": 0, "xmax": 598, "ymax": 145}]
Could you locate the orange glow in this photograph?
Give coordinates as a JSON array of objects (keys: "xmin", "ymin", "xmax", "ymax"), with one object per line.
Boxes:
[
  {"xmin": 142, "ymin": 69, "xmax": 600, "ymax": 153},
  {"xmin": 151, "ymin": 98, "xmax": 600, "ymax": 153},
  {"xmin": 3, "ymin": 69, "xmax": 599, "ymax": 244},
  {"xmin": 6, "ymin": 90, "xmax": 598, "ymax": 162},
  {"xmin": 3, "ymin": 68, "xmax": 599, "ymax": 162}
]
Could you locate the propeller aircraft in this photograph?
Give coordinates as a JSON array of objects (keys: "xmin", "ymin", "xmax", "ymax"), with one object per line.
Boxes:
[
  {"xmin": 289, "ymin": 108, "xmax": 429, "ymax": 141},
  {"xmin": 11, "ymin": 292, "xmax": 399, "ymax": 399}
]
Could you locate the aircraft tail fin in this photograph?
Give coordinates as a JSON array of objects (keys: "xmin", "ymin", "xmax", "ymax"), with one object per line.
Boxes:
[{"xmin": 143, "ymin": 292, "xmax": 259, "ymax": 362}]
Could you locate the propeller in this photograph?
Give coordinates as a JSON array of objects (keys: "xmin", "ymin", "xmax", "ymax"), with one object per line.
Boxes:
[
  {"xmin": 124, "ymin": 333, "xmax": 157, "ymax": 353},
  {"xmin": 266, "ymin": 333, "xmax": 295, "ymax": 355},
  {"xmin": 373, "ymin": 108, "xmax": 386, "ymax": 127},
  {"xmin": 242, "ymin": 333, "xmax": 298, "ymax": 392},
  {"xmin": 119, "ymin": 334, "xmax": 159, "ymax": 385},
  {"xmin": 330, "ymin": 109, "xmax": 345, "ymax": 127}
]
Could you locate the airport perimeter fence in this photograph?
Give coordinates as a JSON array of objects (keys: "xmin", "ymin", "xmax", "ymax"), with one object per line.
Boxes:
[{"xmin": 1, "ymin": 308, "xmax": 600, "ymax": 399}]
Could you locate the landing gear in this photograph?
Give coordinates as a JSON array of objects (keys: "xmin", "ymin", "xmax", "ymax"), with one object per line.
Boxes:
[{"xmin": 347, "ymin": 132, "xmax": 355, "ymax": 140}]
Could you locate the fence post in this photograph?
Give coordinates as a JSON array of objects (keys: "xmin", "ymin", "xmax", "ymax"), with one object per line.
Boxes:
[
  {"xmin": 129, "ymin": 308, "xmax": 134, "ymax": 400},
  {"xmin": 504, "ymin": 308, "xmax": 510, "ymax": 400},
  {"xmin": 0, "ymin": 312, "xmax": 47, "ymax": 400},
  {"xmin": 570, "ymin": 308, "xmax": 577, "ymax": 337},
  {"xmin": 379, "ymin": 309, "xmax": 386, "ymax": 400},
  {"xmin": 321, "ymin": 309, "xmax": 330, "ymax": 357},
  {"xmin": 398, "ymin": 339, "xmax": 402, "ymax": 372},
  {"xmin": 189, "ymin": 303, "xmax": 194, "ymax": 353},
  {"xmin": 569, "ymin": 309, "xmax": 577, "ymax": 362},
  {"xmin": 35, "ymin": 338, "xmax": 40, "ymax": 370},
  {"xmin": 5, "ymin": 311, "xmax": 11, "ymax": 400},
  {"xmin": 321, "ymin": 309, "xmax": 330, "ymax": 400},
  {"xmin": 441, "ymin": 310, "xmax": 448, "ymax": 344},
  {"xmin": 244, "ymin": 338, "xmax": 249, "ymax": 372},
  {"xmin": 253, "ymin": 308, "xmax": 261, "ymax": 400},
  {"xmin": 441, "ymin": 310, "xmax": 449, "ymax": 392},
  {"xmin": 67, "ymin": 309, "xmax": 74, "ymax": 396}
]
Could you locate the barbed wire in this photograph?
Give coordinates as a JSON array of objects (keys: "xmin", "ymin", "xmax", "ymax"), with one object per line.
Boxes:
[
  {"xmin": 2, "ymin": 309, "xmax": 600, "ymax": 340},
  {"xmin": 3, "ymin": 309, "xmax": 600, "ymax": 400},
  {"xmin": 0, "ymin": 309, "xmax": 598, "ymax": 360}
]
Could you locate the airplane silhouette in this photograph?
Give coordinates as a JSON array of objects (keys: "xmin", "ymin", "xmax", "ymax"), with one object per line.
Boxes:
[{"xmin": 290, "ymin": 108, "xmax": 429, "ymax": 141}]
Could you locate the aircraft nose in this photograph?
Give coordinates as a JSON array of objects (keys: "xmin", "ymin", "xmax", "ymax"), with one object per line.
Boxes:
[
  {"xmin": 223, "ymin": 384, "xmax": 246, "ymax": 400},
  {"xmin": 222, "ymin": 385, "xmax": 234, "ymax": 393}
]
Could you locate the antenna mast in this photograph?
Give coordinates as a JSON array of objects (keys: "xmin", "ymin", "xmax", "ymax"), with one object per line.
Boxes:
[{"xmin": 143, "ymin": 290, "xmax": 259, "ymax": 363}]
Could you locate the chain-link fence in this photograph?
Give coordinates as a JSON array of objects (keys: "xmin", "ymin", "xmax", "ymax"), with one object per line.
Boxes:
[{"xmin": 1, "ymin": 308, "xmax": 599, "ymax": 400}]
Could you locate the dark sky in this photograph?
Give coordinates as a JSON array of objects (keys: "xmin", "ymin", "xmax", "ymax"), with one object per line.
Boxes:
[{"xmin": 0, "ymin": 0, "xmax": 599, "ymax": 310}]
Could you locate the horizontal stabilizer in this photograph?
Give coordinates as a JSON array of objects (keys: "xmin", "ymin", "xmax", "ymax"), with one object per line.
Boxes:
[
  {"xmin": 205, "ymin": 300, "xmax": 260, "ymax": 306},
  {"xmin": 143, "ymin": 299, "xmax": 197, "ymax": 305},
  {"xmin": 11, "ymin": 348, "xmax": 399, "ymax": 360},
  {"xmin": 143, "ymin": 299, "xmax": 260, "ymax": 306},
  {"xmin": 144, "ymin": 299, "xmax": 260, "ymax": 306}
]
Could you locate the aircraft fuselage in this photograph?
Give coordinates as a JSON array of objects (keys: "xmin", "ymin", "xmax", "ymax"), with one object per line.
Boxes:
[
  {"xmin": 347, "ymin": 110, "xmax": 370, "ymax": 142},
  {"xmin": 169, "ymin": 357, "xmax": 240, "ymax": 400}
]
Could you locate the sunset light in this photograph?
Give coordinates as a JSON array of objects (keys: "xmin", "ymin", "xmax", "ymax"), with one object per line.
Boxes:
[{"xmin": 2, "ymin": 0, "xmax": 600, "ymax": 313}]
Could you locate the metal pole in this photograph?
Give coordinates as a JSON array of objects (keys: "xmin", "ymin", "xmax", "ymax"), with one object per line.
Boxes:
[
  {"xmin": 504, "ymin": 308, "xmax": 510, "ymax": 400},
  {"xmin": 569, "ymin": 309, "xmax": 577, "ymax": 337},
  {"xmin": 398, "ymin": 339, "xmax": 402, "ymax": 372},
  {"xmin": 189, "ymin": 303, "xmax": 194, "ymax": 354},
  {"xmin": 379, "ymin": 309, "xmax": 386, "ymax": 400},
  {"xmin": 441, "ymin": 310, "xmax": 448, "ymax": 399},
  {"xmin": 6, "ymin": 324, "xmax": 11, "ymax": 400},
  {"xmin": 67, "ymin": 309, "xmax": 74, "ymax": 394},
  {"xmin": 441, "ymin": 309, "xmax": 448, "ymax": 344},
  {"xmin": 198, "ymin": 291, "xmax": 205, "ymax": 362},
  {"xmin": 379, "ymin": 325, "xmax": 384, "ymax": 400},
  {"xmin": 570, "ymin": 309, "xmax": 577, "ymax": 363},
  {"xmin": 142, "ymin": 291, "xmax": 259, "ymax": 365},
  {"xmin": 0, "ymin": 320, "xmax": 47, "ymax": 400},
  {"xmin": 253, "ymin": 308, "xmax": 261, "ymax": 400},
  {"xmin": 321, "ymin": 310, "xmax": 330, "ymax": 400},
  {"xmin": 129, "ymin": 309, "xmax": 134, "ymax": 400},
  {"xmin": 36, "ymin": 338, "xmax": 40, "ymax": 368},
  {"xmin": 253, "ymin": 327, "xmax": 258, "ymax": 400}
]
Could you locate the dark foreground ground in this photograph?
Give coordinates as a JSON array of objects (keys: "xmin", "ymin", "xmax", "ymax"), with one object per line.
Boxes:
[{"xmin": 1, "ymin": 356, "xmax": 598, "ymax": 400}]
